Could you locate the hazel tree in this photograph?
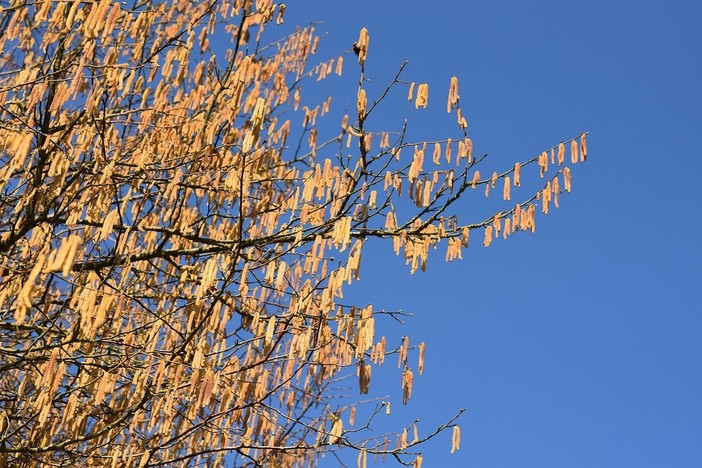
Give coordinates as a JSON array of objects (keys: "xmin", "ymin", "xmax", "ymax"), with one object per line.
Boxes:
[{"xmin": 0, "ymin": 1, "xmax": 586, "ymax": 466}]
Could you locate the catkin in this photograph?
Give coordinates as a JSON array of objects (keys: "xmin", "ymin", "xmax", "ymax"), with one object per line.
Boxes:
[
  {"xmin": 571, "ymin": 139, "xmax": 578, "ymax": 164},
  {"xmin": 447, "ymin": 76, "xmax": 459, "ymax": 112},
  {"xmin": 415, "ymin": 83, "xmax": 428, "ymax": 109},
  {"xmin": 451, "ymin": 425, "xmax": 461, "ymax": 454},
  {"xmin": 356, "ymin": 28, "xmax": 369, "ymax": 63}
]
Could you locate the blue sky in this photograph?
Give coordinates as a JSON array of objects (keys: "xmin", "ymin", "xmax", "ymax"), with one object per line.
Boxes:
[{"xmin": 279, "ymin": 2, "xmax": 701, "ymax": 466}]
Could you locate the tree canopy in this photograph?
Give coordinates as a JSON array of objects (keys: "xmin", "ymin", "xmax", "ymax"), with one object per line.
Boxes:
[{"xmin": 0, "ymin": 1, "xmax": 586, "ymax": 466}]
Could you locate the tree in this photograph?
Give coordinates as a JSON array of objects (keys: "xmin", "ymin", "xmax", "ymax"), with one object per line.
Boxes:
[{"xmin": 0, "ymin": 1, "xmax": 586, "ymax": 466}]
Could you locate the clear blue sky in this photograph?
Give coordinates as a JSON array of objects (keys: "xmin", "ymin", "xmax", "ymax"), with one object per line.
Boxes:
[{"xmin": 279, "ymin": 2, "xmax": 701, "ymax": 466}]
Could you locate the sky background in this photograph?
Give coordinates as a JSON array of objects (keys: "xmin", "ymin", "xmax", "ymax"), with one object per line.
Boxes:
[{"xmin": 278, "ymin": 2, "xmax": 701, "ymax": 467}]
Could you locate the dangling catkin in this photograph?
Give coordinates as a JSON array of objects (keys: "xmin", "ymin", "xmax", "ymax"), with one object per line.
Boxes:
[
  {"xmin": 415, "ymin": 83, "xmax": 428, "ymax": 109},
  {"xmin": 356, "ymin": 28, "xmax": 369, "ymax": 64},
  {"xmin": 451, "ymin": 425, "xmax": 461, "ymax": 454},
  {"xmin": 447, "ymin": 76, "xmax": 459, "ymax": 113}
]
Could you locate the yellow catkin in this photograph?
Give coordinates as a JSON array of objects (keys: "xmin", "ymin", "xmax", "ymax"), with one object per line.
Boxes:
[
  {"xmin": 471, "ymin": 170, "xmax": 480, "ymax": 188},
  {"xmin": 264, "ymin": 316, "xmax": 276, "ymax": 347},
  {"xmin": 538, "ymin": 151, "xmax": 548, "ymax": 177},
  {"xmin": 276, "ymin": 4, "xmax": 286, "ymax": 24},
  {"xmin": 542, "ymin": 184, "xmax": 551, "ymax": 214},
  {"xmin": 329, "ymin": 414, "xmax": 343, "ymax": 444},
  {"xmin": 418, "ymin": 342, "xmax": 425, "ymax": 374},
  {"xmin": 358, "ymin": 361, "xmax": 371, "ymax": 394},
  {"xmin": 402, "ymin": 368, "xmax": 413, "ymax": 404},
  {"xmin": 493, "ymin": 214, "xmax": 502, "ymax": 238},
  {"xmin": 571, "ymin": 139, "xmax": 578, "ymax": 164},
  {"xmin": 400, "ymin": 429, "xmax": 408, "ymax": 449},
  {"xmin": 357, "ymin": 88, "xmax": 367, "ymax": 120},
  {"xmin": 513, "ymin": 205, "xmax": 522, "ymax": 231},
  {"xmin": 47, "ymin": 237, "xmax": 69, "ymax": 272},
  {"xmin": 98, "ymin": 209, "xmax": 119, "ymax": 241},
  {"xmin": 62, "ymin": 235, "xmax": 80, "ymax": 276},
  {"xmin": 368, "ymin": 190, "xmax": 377, "ymax": 209},
  {"xmin": 563, "ymin": 167, "xmax": 572, "ymax": 192},
  {"xmin": 356, "ymin": 28, "xmax": 369, "ymax": 64},
  {"xmin": 293, "ymin": 88, "xmax": 301, "ymax": 111},
  {"xmin": 415, "ymin": 83, "xmax": 428, "ymax": 109},
  {"xmin": 457, "ymin": 140, "xmax": 466, "ymax": 160},
  {"xmin": 421, "ymin": 180, "xmax": 432, "ymax": 207},
  {"xmin": 385, "ymin": 212, "xmax": 397, "ymax": 230},
  {"xmin": 444, "ymin": 137, "xmax": 453, "ymax": 164},
  {"xmin": 557, "ymin": 142, "xmax": 565, "ymax": 165},
  {"xmin": 65, "ymin": 0, "xmax": 82, "ymax": 30},
  {"xmin": 580, "ymin": 133, "xmax": 587, "ymax": 161},
  {"xmin": 461, "ymin": 226, "xmax": 470, "ymax": 247},
  {"xmin": 335, "ymin": 55, "xmax": 344, "ymax": 75},
  {"xmin": 503, "ymin": 176, "xmax": 511, "ymax": 200},
  {"xmin": 432, "ymin": 142, "xmax": 441, "ymax": 164},
  {"xmin": 358, "ymin": 448, "xmax": 367, "ymax": 468},
  {"xmin": 315, "ymin": 421, "xmax": 325, "ymax": 447},
  {"xmin": 362, "ymin": 132, "xmax": 371, "ymax": 153},
  {"xmin": 408, "ymin": 145, "xmax": 424, "ymax": 182},
  {"xmin": 451, "ymin": 425, "xmax": 461, "ymax": 454},
  {"xmin": 274, "ymin": 261, "xmax": 287, "ymax": 290},
  {"xmin": 483, "ymin": 226, "xmax": 493, "ymax": 247},
  {"xmin": 16, "ymin": 254, "xmax": 47, "ymax": 322},
  {"xmin": 349, "ymin": 406, "xmax": 356, "ymax": 426},
  {"xmin": 457, "ymin": 108, "xmax": 468, "ymax": 129},
  {"xmin": 447, "ymin": 76, "xmax": 459, "ymax": 113},
  {"xmin": 398, "ymin": 336, "xmax": 409, "ymax": 368},
  {"xmin": 514, "ymin": 162, "xmax": 521, "ymax": 186}
]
